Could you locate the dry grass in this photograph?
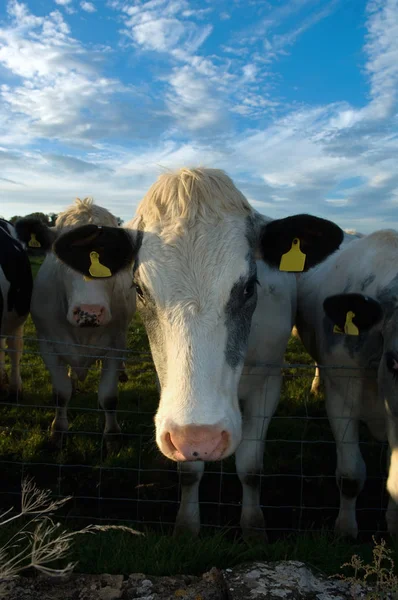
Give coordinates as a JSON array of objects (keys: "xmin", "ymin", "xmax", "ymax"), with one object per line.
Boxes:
[{"xmin": 0, "ymin": 477, "xmax": 141, "ymax": 581}]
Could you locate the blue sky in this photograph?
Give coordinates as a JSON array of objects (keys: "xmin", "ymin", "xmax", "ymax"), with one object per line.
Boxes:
[{"xmin": 0, "ymin": 0, "xmax": 397, "ymax": 232}]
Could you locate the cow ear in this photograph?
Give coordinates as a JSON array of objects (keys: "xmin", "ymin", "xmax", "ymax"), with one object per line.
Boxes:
[
  {"xmin": 53, "ymin": 224, "xmax": 136, "ymax": 278},
  {"xmin": 14, "ymin": 218, "xmax": 56, "ymax": 251},
  {"xmin": 259, "ymin": 214, "xmax": 344, "ymax": 272},
  {"xmin": 323, "ymin": 293, "xmax": 383, "ymax": 335}
]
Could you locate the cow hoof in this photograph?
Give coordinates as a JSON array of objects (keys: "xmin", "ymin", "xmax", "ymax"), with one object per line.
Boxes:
[
  {"xmin": 7, "ymin": 388, "xmax": 23, "ymax": 403},
  {"xmin": 118, "ymin": 371, "xmax": 128, "ymax": 383},
  {"xmin": 50, "ymin": 425, "xmax": 68, "ymax": 449},
  {"xmin": 242, "ymin": 526, "xmax": 268, "ymax": 544},
  {"xmin": 334, "ymin": 519, "xmax": 358, "ymax": 540},
  {"xmin": 173, "ymin": 522, "xmax": 200, "ymax": 538},
  {"xmin": 104, "ymin": 432, "xmax": 122, "ymax": 455}
]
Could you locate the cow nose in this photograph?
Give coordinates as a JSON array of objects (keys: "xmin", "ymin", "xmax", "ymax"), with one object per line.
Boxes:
[
  {"xmin": 164, "ymin": 425, "xmax": 230, "ymax": 461},
  {"xmin": 72, "ymin": 304, "xmax": 106, "ymax": 327}
]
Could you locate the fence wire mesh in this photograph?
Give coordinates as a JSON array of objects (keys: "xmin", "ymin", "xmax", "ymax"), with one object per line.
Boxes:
[{"xmin": 0, "ymin": 333, "xmax": 390, "ymax": 537}]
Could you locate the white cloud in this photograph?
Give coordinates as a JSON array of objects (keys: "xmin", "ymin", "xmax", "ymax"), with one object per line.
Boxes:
[
  {"xmin": 80, "ymin": 1, "xmax": 96, "ymax": 12},
  {"xmin": 55, "ymin": 0, "xmax": 72, "ymax": 4},
  {"xmin": 0, "ymin": 1, "xmax": 139, "ymax": 145},
  {"xmin": 1, "ymin": 0, "xmax": 398, "ymax": 235}
]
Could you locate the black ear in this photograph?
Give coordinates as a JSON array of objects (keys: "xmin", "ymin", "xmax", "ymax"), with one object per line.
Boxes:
[
  {"xmin": 14, "ymin": 218, "xmax": 56, "ymax": 251},
  {"xmin": 323, "ymin": 293, "xmax": 383, "ymax": 332},
  {"xmin": 53, "ymin": 224, "xmax": 136, "ymax": 278},
  {"xmin": 259, "ymin": 214, "xmax": 344, "ymax": 272}
]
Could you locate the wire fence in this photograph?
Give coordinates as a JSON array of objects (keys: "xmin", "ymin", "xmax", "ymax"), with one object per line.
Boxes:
[{"xmin": 0, "ymin": 333, "xmax": 391, "ymax": 538}]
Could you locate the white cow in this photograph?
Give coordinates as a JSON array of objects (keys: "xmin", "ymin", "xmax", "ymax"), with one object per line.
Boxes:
[
  {"xmin": 0, "ymin": 219, "xmax": 33, "ymax": 399},
  {"xmin": 296, "ymin": 228, "xmax": 398, "ymax": 538},
  {"xmin": 15, "ymin": 199, "xmax": 136, "ymax": 446},
  {"xmin": 51, "ymin": 168, "xmax": 343, "ymax": 539}
]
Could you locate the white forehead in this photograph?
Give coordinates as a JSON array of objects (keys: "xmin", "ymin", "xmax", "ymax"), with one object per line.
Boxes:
[{"xmin": 137, "ymin": 216, "xmax": 252, "ymax": 310}]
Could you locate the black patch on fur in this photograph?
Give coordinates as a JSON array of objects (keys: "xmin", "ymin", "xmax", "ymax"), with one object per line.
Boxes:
[
  {"xmin": 360, "ymin": 274, "xmax": 375, "ymax": 292},
  {"xmin": 244, "ymin": 471, "xmax": 262, "ymax": 489},
  {"xmin": 132, "ymin": 230, "xmax": 144, "ymax": 276},
  {"xmin": 14, "ymin": 217, "xmax": 56, "ymax": 251},
  {"xmin": 53, "ymin": 224, "xmax": 136, "ymax": 279},
  {"xmin": 179, "ymin": 471, "xmax": 200, "ymax": 487},
  {"xmin": 102, "ymin": 396, "xmax": 118, "ymax": 412},
  {"xmin": 386, "ymin": 351, "xmax": 398, "ymax": 380},
  {"xmin": 338, "ymin": 476, "xmax": 362, "ymax": 499},
  {"xmin": 52, "ymin": 390, "xmax": 68, "ymax": 407},
  {"xmin": 0, "ymin": 221, "xmax": 33, "ymax": 319},
  {"xmin": 225, "ymin": 260, "xmax": 258, "ymax": 369},
  {"xmin": 259, "ymin": 214, "xmax": 344, "ymax": 271}
]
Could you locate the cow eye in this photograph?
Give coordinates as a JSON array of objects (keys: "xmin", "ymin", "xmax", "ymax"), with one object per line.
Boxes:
[
  {"xmin": 134, "ymin": 282, "xmax": 145, "ymax": 300},
  {"xmin": 243, "ymin": 278, "xmax": 259, "ymax": 300}
]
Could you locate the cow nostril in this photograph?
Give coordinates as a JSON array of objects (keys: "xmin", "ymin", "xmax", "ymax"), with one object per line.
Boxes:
[
  {"xmin": 165, "ymin": 432, "xmax": 177, "ymax": 451},
  {"xmin": 192, "ymin": 451, "xmax": 199, "ymax": 457}
]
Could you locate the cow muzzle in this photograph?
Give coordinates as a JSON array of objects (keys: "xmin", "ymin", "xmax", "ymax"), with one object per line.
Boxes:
[
  {"xmin": 161, "ymin": 424, "xmax": 231, "ymax": 461},
  {"xmin": 71, "ymin": 304, "xmax": 108, "ymax": 327}
]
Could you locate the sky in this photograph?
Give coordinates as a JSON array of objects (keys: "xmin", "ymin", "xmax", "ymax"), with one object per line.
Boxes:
[{"xmin": 0, "ymin": 0, "xmax": 397, "ymax": 233}]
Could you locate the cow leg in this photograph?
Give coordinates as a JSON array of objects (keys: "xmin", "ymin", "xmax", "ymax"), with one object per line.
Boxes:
[
  {"xmin": 385, "ymin": 447, "xmax": 398, "ymax": 534},
  {"xmin": 0, "ymin": 337, "xmax": 7, "ymax": 392},
  {"xmin": 235, "ymin": 371, "xmax": 282, "ymax": 542},
  {"xmin": 39, "ymin": 343, "xmax": 72, "ymax": 446},
  {"xmin": 174, "ymin": 461, "xmax": 205, "ymax": 537},
  {"xmin": 98, "ymin": 356, "xmax": 122, "ymax": 450},
  {"xmin": 7, "ymin": 325, "xmax": 24, "ymax": 400},
  {"xmin": 310, "ymin": 363, "xmax": 321, "ymax": 396},
  {"xmin": 324, "ymin": 376, "xmax": 365, "ymax": 539}
]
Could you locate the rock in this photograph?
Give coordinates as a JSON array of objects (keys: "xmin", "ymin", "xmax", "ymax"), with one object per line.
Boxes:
[
  {"xmin": 0, "ymin": 561, "xmax": 371, "ymax": 600},
  {"xmin": 224, "ymin": 561, "xmax": 365, "ymax": 599}
]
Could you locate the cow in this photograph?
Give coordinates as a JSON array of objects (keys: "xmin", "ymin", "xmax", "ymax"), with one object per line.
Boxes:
[
  {"xmin": 296, "ymin": 228, "xmax": 398, "ymax": 538},
  {"xmin": 50, "ymin": 168, "xmax": 343, "ymax": 539},
  {"xmin": 15, "ymin": 199, "xmax": 136, "ymax": 447},
  {"xmin": 0, "ymin": 218, "xmax": 33, "ymax": 399}
]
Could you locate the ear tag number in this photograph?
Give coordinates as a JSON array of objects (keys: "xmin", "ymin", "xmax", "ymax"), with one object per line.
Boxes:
[
  {"xmin": 88, "ymin": 251, "xmax": 112, "ymax": 278},
  {"xmin": 333, "ymin": 311, "xmax": 359, "ymax": 336},
  {"xmin": 279, "ymin": 238, "xmax": 306, "ymax": 272},
  {"xmin": 28, "ymin": 233, "xmax": 41, "ymax": 248}
]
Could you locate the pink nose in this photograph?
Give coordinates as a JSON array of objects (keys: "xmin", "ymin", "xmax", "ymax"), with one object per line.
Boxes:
[
  {"xmin": 165, "ymin": 425, "xmax": 230, "ymax": 461},
  {"xmin": 72, "ymin": 304, "xmax": 106, "ymax": 327}
]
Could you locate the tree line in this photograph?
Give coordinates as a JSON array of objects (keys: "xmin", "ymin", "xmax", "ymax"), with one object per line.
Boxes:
[{"xmin": 4, "ymin": 212, "xmax": 123, "ymax": 226}]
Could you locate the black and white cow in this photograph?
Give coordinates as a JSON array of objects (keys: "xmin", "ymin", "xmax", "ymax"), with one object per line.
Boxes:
[
  {"xmin": 50, "ymin": 168, "xmax": 343, "ymax": 539},
  {"xmin": 296, "ymin": 228, "xmax": 398, "ymax": 538},
  {"xmin": 0, "ymin": 218, "xmax": 33, "ymax": 399},
  {"xmin": 15, "ymin": 199, "xmax": 136, "ymax": 447}
]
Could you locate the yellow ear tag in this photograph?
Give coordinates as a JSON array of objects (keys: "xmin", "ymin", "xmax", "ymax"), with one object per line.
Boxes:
[
  {"xmin": 88, "ymin": 251, "xmax": 112, "ymax": 278},
  {"xmin": 344, "ymin": 311, "xmax": 359, "ymax": 336},
  {"xmin": 333, "ymin": 311, "xmax": 359, "ymax": 335},
  {"xmin": 279, "ymin": 238, "xmax": 306, "ymax": 272},
  {"xmin": 83, "ymin": 275, "xmax": 92, "ymax": 282},
  {"xmin": 28, "ymin": 233, "xmax": 41, "ymax": 248}
]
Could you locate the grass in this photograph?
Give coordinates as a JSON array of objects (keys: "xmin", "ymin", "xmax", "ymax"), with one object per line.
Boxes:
[{"xmin": 0, "ymin": 254, "xmax": 394, "ymax": 576}]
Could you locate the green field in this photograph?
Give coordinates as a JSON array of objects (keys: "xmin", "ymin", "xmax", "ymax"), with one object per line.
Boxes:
[{"xmin": 0, "ymin": 255, "xmax": 395, "ymax": 576}]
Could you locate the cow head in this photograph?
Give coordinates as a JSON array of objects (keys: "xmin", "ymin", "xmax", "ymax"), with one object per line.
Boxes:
[
  {"xmin": 15, "ymin": 201, "xmax": 133, "ymax": 329},
  {"xmin": 53, "ymin": 170, "xmax": 343, "ymax": 462}
]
